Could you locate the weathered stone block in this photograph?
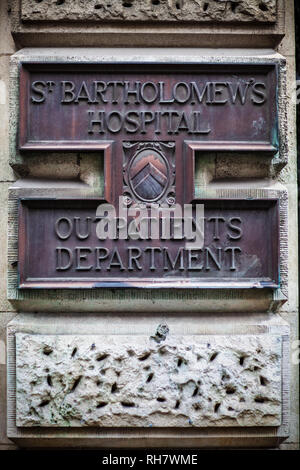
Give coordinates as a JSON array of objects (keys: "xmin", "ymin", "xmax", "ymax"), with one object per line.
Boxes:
[
  {"xmin": 16, "ymin": 333, "xmax": 282, "ymax": 428},
  {"xmin": 10, "ymin": 1, "xmax": 285, "ymax": 48},
  {"xmin": 21, "ymin": 0, "xmax": 278, "ymax": 24},
  {"xmin": 0, "ymin": 56, "xmax": 15, "ymax": 182},
  {"xmin": 7, "ymin": 314, "xmax": 290, "ymax": 447}
]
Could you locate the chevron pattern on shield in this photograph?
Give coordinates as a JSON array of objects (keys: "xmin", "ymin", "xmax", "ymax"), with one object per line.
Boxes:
[{"xmin": 129, "ymin": 149, "xmax": 169, "ymax": 202}]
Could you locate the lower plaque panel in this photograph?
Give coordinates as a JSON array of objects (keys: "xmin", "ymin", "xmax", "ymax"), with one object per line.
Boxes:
[
  {"xmin": 18, "ymin": 198, "xmax": 280, "ymax": 289},
  {"xmin": 16, "ymin": 333, "xmax": 282, "ymax": 428}
]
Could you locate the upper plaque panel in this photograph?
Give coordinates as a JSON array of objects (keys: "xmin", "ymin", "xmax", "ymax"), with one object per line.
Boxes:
[{"xmin": 19, "ymin": 63, "xmax": 278, "ymax": 153}]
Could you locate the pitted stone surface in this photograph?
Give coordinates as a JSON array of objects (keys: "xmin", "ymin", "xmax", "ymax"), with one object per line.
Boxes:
[
  {"xmin": 21, "ymin": 0, "xmax": 277, "ymax": 23},
  {"xmin": 16, "ymin": 333, "xmax": 282, "ymax": 427}
]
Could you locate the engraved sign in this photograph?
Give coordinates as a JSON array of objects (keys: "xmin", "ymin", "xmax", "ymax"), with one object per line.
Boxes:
[
  {"xmin": 17, "ymin": 62, "xmax": 280, "ymax": 290},
  {"xmin": 18, "ymin": 198, "xmax": 279, "ymax": 289},
  {"xmin": 19, "ymin": 63, "xmax": 278, "ymax": 153}
]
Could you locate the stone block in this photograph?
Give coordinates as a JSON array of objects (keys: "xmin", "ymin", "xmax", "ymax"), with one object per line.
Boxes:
[
  {"xmin": 0, "ymin": 312, "xmax": 17, "ymax": 449},
  {"xmin": 15, "ymin": 332, "xmax": 282, "ymax": 428},
  {"xmin": 10, "ymin": 1, "xmax": 285, "ymax": 48},
  {"xmin": 278, "ymin": 310, "xmax": 299, "ymax": 447},
  {"xmin": 277, "ymin": 0, "xmax": 295, "ymax": 57},
  {"xmin": 9, "ymin": 48, "xmax": 288, "ymax": 179},
  {"xmin": 20, "ymin": 0, "xmax": 278, "ymax": 24},
  {"xmin": 279, "ymin": 183, "xmax": 299, "ymax": 314},
  {"xmin": 7, "ymin": 314, "xmax": 290, "ymax": 447},
  {"xmin": 0, "ymin": 56, "xmax": 15, "ymax": 182},
  {"xmin": 0, "ymin": 0, "xmax": 16, "ymax": 55}
]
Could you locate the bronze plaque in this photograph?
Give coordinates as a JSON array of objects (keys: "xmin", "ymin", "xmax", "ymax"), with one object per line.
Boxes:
[
  {"xmin": 17, "ymin": 62, "xmax": 280, "ymax": 290},
  {"xmin": 19, "ymin": 63, "xmax": 278, "ymax": 153},
  {"xmin": 18, "ymin": 198, "xmax": 279, "ymax": 289}
]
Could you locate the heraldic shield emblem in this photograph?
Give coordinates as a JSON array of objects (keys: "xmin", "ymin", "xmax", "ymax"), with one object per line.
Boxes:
[
  {"xmin": 123, "ymin": 142, "xmax": 176, "ymax": 205},
  {"xmin": 129, "ymin": 149, "xmax": 169, "ymax": 202}
]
